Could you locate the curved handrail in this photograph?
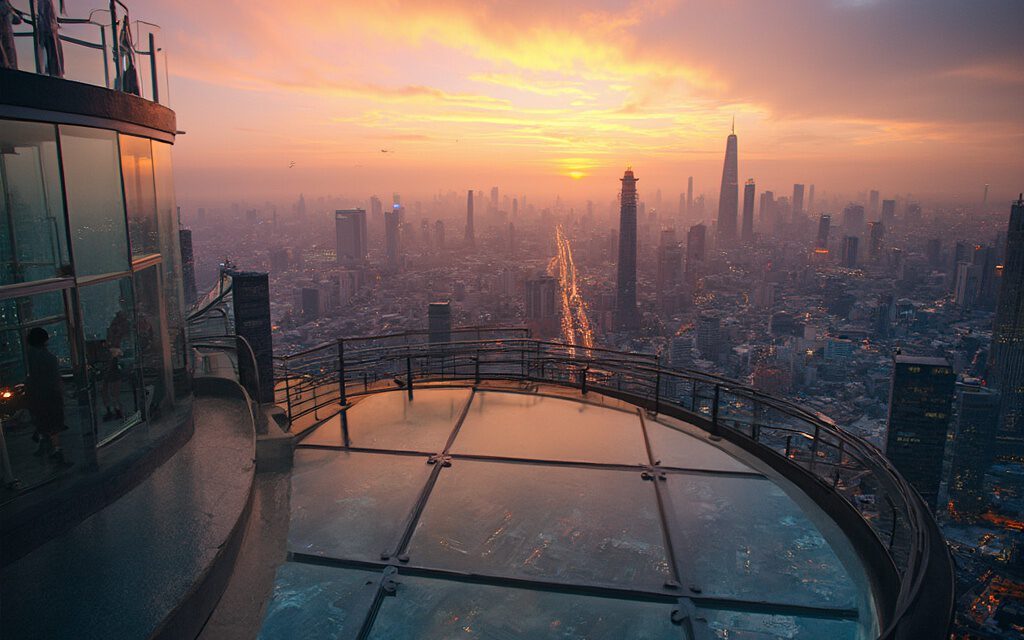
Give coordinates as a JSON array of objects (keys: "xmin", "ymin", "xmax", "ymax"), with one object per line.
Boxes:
[{"xmin": 274, "ymin": 334, "xmax": 952, "ymax": 639}]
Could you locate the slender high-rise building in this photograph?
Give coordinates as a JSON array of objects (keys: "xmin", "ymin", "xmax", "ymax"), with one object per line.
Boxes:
[
  {"xmin": 741, "ymin": 179, "xmax": 755, "ymax": 242},
  {"xmin": 949, "ymin": 381, "xmax": 1000, "ymax": 517},
  {"xmin": 179, "ymin": 228, "xmax": 197, "ymax": 306},
  {"xmin": 881, "ymin": 199, "xmax": 896, "ymax": 226},
  {"xmin": 656, "ymin": 228, "xmax": 683, "ymax": 314},
  {"xmin": 615, "ymin": 168, "xmax": 640, "ymax": 331},
  {"xmin": 428, "ymin": 301, "xmax": 452, "ymax": 345},
  {"xmin": 885, "ymin": 355, "xmax": 956, "ymax": 510},
  {"xmin": 807, "ymin": 184, "xmax": 816, "ymax": 216},
  {"xmin": 465, "ymin": 190, "xmax": 474, "ymax": 246},
  {"xmin": 716, "ymin": 126, "xmax": 739, "ymax": 246},
  {"xmin": 686, "ymin": 176, "xmax": 693, "ymax": 217},
  {"xmin": 384, "ymin": 204, "xmax": 401, "ymax": 269},
  {"xmin": 816, "ymin": 215, "xmax": 831, "ymax": 250},
  {"xmin": 685, "ymin": 223, "xmax": 706, "ymax": 283},
  {"xmin": 990, "ymin": 196, "xmax": 1024, "ymax": 436},
  {"xmin": 792, "ymin": 184, "xmax": 805, "ymax": 220}
]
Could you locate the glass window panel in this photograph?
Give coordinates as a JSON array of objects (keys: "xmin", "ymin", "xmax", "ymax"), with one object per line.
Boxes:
[
  {"xmin": 368, "ymin": 574, "xmax": 683, "ymax": 640},
  {"xmin": 647, "ymin": 416, "xmax": 756, "ymax": 473},
  {"xmin": 133, "ymin": 265, "xmax": 172, "ymax": 416},
  {"xmin": 79, "ymin": 277, "xmax": 142, "ymax": 443},
  {"xmin": 663, "ymin": 474, "xmax": 860, "ymax": 609},
  {"xmin": 698, "ymin": 607, "xmax": 860, "ymax": 640},
  {"xmin": 408, "ymin": 460, "xmax": 670, "ymax": 590},
  {"xmin": 151, "ymin": 141, "xmax": 189, "ymax": 391},
  {"xmin": 119, "ymin": 135, "xmax": 158, "ymax": 257},
  {"xmin": 289, "ymin": 450, "xmax": 432, "ymax": 561},
  {"xmin": 0, "ymin": 120, "xmax": 69, "ymax": 285},
  {"xmin": 307, "ymin": 388, "xmax": 470, "ymax": 452},
  {"xmin": 0, "ymin": 289, "xmax": 88, "ymax": 489},
  {"xmin": 451, "ymin": 391, "xmax": 648, "ymax": 465},
  {"xmin": 258, "ymin": 563, "xmax": 378, "ymax": 640},
  {"xmin": 59, "ymin": 125, "xmax": 129, "ymax": 277}
]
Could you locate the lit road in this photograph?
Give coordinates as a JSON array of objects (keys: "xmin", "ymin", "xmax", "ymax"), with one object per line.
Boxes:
[{"xmin": 550, "ymin": 225, "xmax": 594, "ymax": 355}]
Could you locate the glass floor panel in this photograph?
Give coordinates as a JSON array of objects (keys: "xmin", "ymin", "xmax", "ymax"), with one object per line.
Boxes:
[
  {"xmin": 451, "ymin": 391, "xmax": 649, "ymax": 465},
  {"xmin": 407, "ymin": 460, "xmax": 671, "ymax": 590},
  {"xmin": 367, "ymin": 574, "xmax": 685, "ymax": 640},
  {"xmin": 698, "ymin": 607, "xmax": 860, "ymax": 640},
  {"xmin": 664, "ymin": 475, "xmax": 859, "ymax": 610},
  {"xmin": 646, "ymin": 417, "xmax": 756, "ymax": 473},
  {"xmin": 258, "ymin": 562, "xmax": 378, "ymax": 640},
  {"xmin": 289, "ymin": 450, "xmax": 431, "ymax": 561},
  {"xmin": 303, "ymin": 388, "xmax": 471, "ymax": 452}
]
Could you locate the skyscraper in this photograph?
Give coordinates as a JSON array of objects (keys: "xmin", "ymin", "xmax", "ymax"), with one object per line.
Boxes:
[
  {"xmin": 741, "ymin": 179, "xmax": 755, "ymax": 242},
  {"xmin": 869, "ymin": 189, "xmax": 880, "ymax": 218},
  {"xmin": 885, "ymin": 355, "xmax": 956, "ymax": 509},
  {"xmin": 428, "ymin": 301, "xmax": 452, "ymax": 345},
  {"xmin": 842, "ymin": 236, "xmax": 859, "ymax": 268},
  {"xmin": 716, "ymin": 127, "xmax": 739, "ymax": 246},
  {"xmin": 179, "ymin": 228, "xmax": 197, "ymax": 306},
  {"xmin": 696, "ymin": 313, "xmax": 721, "ymax": 361},
  {"xmin": 615, "ymin": 168, "xmax": 640, "ymax": 331},
  {"xmin": 686, "ymin": 176, "xmax": 693, "ymax": 217},
  {"xmin": 334, "ymin": 208, "xmax": 367, "ymax": 267},
  {"xmin": 526, "ymin": 275, "xmax": 559, "ymax": 337},
  {"xmin": 685, "ymin": 223, "xmax": 706, "ymax": 282},
  {"xmin": 816, "ymin": 215, "xmax": 831, "ymax": 250},
  {"xmin": 465, "ymin": 190, "xmax": 474, "ymax": 246},
  {"xmin": 792, "ymin": 184, "xmax": 805, "ymax": 220},
  {"xmin": 990, "ymin": 196, "xmax": 1024, "ymax": 436},
  {"xmin": 384, "ymin": 204, "xmax": 401, "ymax": 269},
  {"xmin": 808, "ymin": 184, "xmax": 816, "ymax": 215},
  {"xmin": 881, "ymin": 199, "xmax": 896, "ymax": 226},
  {"xmin": 656, "ymin": 228, "xmax": 683, "ymax": 314},
  {"xmin": 949, "ymin": 381, "xmax": 999, "ymax": 517},
  {"xmin": 869, "ymin": 221, "xmax": 885, "ymax": 260},
  {"xmin": 842, "ymin": 203, "xmax": 866, "ymax": 237}
]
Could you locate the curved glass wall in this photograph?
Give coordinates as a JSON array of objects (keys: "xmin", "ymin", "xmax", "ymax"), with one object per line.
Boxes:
[{"xmin": 0, "ymin": 118, "xmax": 191, "ymax": 498}]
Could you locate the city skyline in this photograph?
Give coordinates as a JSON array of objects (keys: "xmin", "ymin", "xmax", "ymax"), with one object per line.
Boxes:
[{"xmin": 125, "ymin": 0, "xmax": 1023, "ymax": 203}]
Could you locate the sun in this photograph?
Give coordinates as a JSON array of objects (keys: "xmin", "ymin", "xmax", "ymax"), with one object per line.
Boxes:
[{"xmin": 567, "ymin": 171, "xmax": 587, "ymax": 180}]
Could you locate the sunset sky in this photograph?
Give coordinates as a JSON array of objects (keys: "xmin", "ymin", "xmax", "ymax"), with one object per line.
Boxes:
[{"xmin": 132, "ymin": 0, "xmax": 1024, "ymax": 205}]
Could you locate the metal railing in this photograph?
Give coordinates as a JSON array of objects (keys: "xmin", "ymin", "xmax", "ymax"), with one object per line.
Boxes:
[
  {"xmin": 274, "ymin": 331, "xmax": 952, "ymax": 639},
  {"xmin": 8, "ymin": 0, "xmax": 168, "ymax": 105}
]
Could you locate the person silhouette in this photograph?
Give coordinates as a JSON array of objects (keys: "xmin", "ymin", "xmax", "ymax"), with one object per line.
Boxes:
[{"xmin": 26, "ymin": 327, "xmax": 69, "ymax": 465}]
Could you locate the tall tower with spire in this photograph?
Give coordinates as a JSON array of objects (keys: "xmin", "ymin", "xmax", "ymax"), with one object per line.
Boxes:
[
  {"xmin": 615, "ymin": 168, "xmax": 640, "ymax": 331},
  {"xmin": 716, "ymin": 121, "xmax": 739, "ymax": 247},
  {"xmin": 465, "ymin": 190, "xmax": 474, "ymax": 246}
]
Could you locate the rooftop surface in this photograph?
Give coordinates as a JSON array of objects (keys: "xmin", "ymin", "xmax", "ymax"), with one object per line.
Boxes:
[{"xmin": 258, "ymin": 384, "xmax": 879, "ymax": 639}]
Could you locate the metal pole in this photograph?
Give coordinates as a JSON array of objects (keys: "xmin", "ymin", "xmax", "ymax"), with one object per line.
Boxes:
[
  {"xmin": 341, "ymin": 410, "xmax": 350, "ymax": 448},
  {"xmin": 711, "ymin": 384, "xmax": 720, "ymax": 434},
  {"xmin": 406, "ymin": 355, "xmax": 413, "ymax": 400},
  {"xmin": 109, "ymin": 1, "xmax": 120, "ymax": 90},
  {"xmin": 100, "ymin": 27, "xmax": 110, "ymax": 88},
  {"xmin": 148, "ymin": 32, "xmax": 159, "ymax": 103},
  {"xmin": 337, "ymin": 339, "xmax": 346, "ymax": 406},
  {"xmin": 474, "ymin": 352, "xmax": 481, "ymax": 384},
  {"xmin": 283, "ymin": 359, "xmax": 293, "ymax": 425},
  {"xmin": 654, "ymin": 368, "xmax": 662, "ymax": 415},
  {"xmin": 579, "ymin": 366, "xmax": 588, "ymax": 395}
]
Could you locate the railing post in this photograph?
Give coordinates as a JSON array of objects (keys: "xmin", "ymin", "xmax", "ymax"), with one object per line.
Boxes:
[
  {"xmin": 283, "ymin": 359, "xmax": 293, "ymax": 425},
  {"xmin": 579, "ymin": 366, "xmax": 588, "ymax": 395},
  {"xmin": 654, "ymin": 368, "xmax": 662, "ymax": 415},
  {"xmin": 148, "ymin": 32, "xmax": 159, "ymax": 103},
  {"xmin": 109, "ymin": 0, "xmax": 121, "ymax": 89},
  {"xmin": 337, "ymin": 339, "xmax": 346, "ymax": 406},
  {"xmin": 406, "ymin": 355, "xmax": 414, "ymax": 400},
  {"xmin": 711, "ymin": 384, "xmax": 720, "ymax": 434},
  {"xmin": 474, "ymin": 352, "xmax": 481, "ymax": 384},
  {"xmin": 100, "ymin": 26, "xmax": 110, "ymax": 88},
  {"xmin": 341, "ymin": 410, "xmax": 351, "ymax": 448}
]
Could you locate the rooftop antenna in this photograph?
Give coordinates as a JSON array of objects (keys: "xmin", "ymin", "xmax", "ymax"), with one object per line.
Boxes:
[{"xmin": 731, "ymin": 115, "xmax": 735, "ymax": 135}]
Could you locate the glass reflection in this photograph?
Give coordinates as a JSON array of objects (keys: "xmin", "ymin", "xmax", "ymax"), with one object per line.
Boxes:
[
  {"xmin": 0, "ymin": 120, "xmax": 69, "ymax": 285},
  {"xmin": 119, "ymin": 135, "xmax": 159, "ymax": 257}
]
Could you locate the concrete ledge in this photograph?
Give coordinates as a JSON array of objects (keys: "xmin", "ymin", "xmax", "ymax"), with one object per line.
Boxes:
[{"xmin": 257, "ymin": 406, "xmax": 294, "ymax": 472}]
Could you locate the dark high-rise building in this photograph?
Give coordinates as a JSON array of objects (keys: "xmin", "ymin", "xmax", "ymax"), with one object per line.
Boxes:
[
  {"xmin": 950, "ymin": 382, "xmax": 999, "ymax": 517},
  {"xmin": 525, "ymin": 275, "xmax": 559, "ymax": 337},
  {"xmin": 881, "ymin": 199, "xmax": 896, "ymax": 226},
  {"xmin": 656, "ymin": 228, "xmax": 683, "ymax": 314},
  {"xmin": 990, "ymin": 196, "xmax": 1024, "ymax": 436},
  {"xmin": 179, "ymin": 228, "xmax": 197, "ymax": 306},
  {"xmin": 842, "ymin": 203, "xmax": 865, "ymax": 237},
  {"xmin": 384, "ymin": 205, "xmax": 401, "ymax": 269},
  {"xmin": 842, "ymin": 236, "xmax": 859, "ymax": 268},
  {"xmin": 816, "ymin": 215, "xmax": 831, "ymax": 250},
  {"xmin": 428, "ymin": 301, "xmax": 452, "ymax": 345},
  {"xmin": 696, "ymin": 313, "xmax": 721, "ymax": 361},
  {"xmin": 615, "ymin": 169, "xmax": 640, "ymax": 331},
  {"xmin": 465, "ymin": 190, "xmax": 474, "ymax": 246},
  {"xmin": 434, "ymin": 220, "xmax": 445, "ymax": 248},
  {"xmin": 792, "ymin": 184, "xmax": 805, "ymax": 220},
  {"xmin": 741, "ymin": 179, "xmax": 755, "ymax": 242},
  {"xmin": 869, "ymin": 190, "xmax": 880, "ymax": 218},
  {"xmin": 808, "ymin": 184, "xmax": 815, "ymax": 215},
  {"xmin": 301, "ymin": 286, "xmax": 322, "ymax": 320},
  {"xmin": 885, "ymin": 355, "xmax": 956, "ymax": 509},
  {"xmin": 869, "ymin": 221, "xmax": 885, "ymax": 259},
  {"xmin": 716, "ymin": 128, "xmax": 738, "ymax": 246},
  {"xmin": 334, "ymin": 208, "xmax": 367, "ymax": 267},
  {"xmin": 685, "ymin": 223, "xmax": 706, "ymax": 282}
]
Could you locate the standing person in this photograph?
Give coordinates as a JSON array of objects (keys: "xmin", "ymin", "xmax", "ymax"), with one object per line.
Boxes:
[
  {"xmin": 35, "ymin": 0, "xmax": 63, "ymax": 78},
  {"xmin": 0, "ymin": 0, "xmax": 20, "ymax": 70},
  {"xmin": 26, "ymin": 327, "xmax": 69, "ymax": 465}
]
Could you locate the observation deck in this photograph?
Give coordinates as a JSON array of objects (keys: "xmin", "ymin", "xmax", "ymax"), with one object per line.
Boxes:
[{"xmin": 252, "ymin": 329, "xmax": 954, "ymax": 640}]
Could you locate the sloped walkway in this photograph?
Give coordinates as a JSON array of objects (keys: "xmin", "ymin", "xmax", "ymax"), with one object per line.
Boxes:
[{"xmin": 0, "ymin": 395, "xmax": 255, "ymax": 640}]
